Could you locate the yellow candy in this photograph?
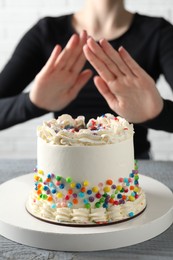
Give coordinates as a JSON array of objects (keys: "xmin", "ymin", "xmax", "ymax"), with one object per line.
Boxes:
[
  {"xmin": 104, "ymin": 186, "xmax": 111, "ymax": 193},
  {"xmin": 70, "ymin": 182, "xmax": 76, "ymax": 188},
  {"xmin": 56, "ymin": 192, "xmax": 63, "ymax": 198},
  {"xmin": 134, "ymin": 187, "xmax": 139, "ymax": 193},
  {"xmin": 116, "ymin": 185, "xmax": 122, "ymax": 191},
  {"xmin": 70, "ymin": 182, "xmax": 76, "ymax": 189},
  {"xmin": 83, "ymin": 180, "xmax": 89, "ymax": 187},
  {"xmin": 129, "ymin": 196, "xmax": 135, "ymax": 202},
  {"xmin": 34, "ymin": 175, "xmax": 39, "ymax": 181},
  {"xmin": 92, "ymin": 186, "xmax": 99, "ymax": 193},
  {"xmin": 38, "ymin": 169, "xmax": 44, "ymax": 175}
]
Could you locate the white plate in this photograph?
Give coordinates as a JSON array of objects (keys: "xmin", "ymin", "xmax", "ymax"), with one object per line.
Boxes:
[{"xmin": 0, "ymin": 174, "xmax": 173, "ymax": 251}]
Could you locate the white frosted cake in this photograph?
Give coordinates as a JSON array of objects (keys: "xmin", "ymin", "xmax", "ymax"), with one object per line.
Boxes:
[{"xmin": 27, "ymin": 113, "xmax": 146, "ymax": 225}]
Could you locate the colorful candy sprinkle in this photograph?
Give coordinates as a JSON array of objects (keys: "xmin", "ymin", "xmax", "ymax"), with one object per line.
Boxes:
[
  {"xmin": 106, "ymin": 179, "xmax": 113, "ymax": 185},
  {"xmin": 66, "ymin": 177, "xmax": 72, "ymax": 183},
  {"xmin": 129, "ymin": 212, "xmax": 134, "ymax": 217},
  {"xmin": 35, "ymin": 162, "xmax": 141, "ymax": 210},
  {"xmin": 83, "ymin": 180, "xmax": 89, "ymax": 186},
  {"xmin": 92, "ymin": 186, "xmax": 99, "ymax": 193}
]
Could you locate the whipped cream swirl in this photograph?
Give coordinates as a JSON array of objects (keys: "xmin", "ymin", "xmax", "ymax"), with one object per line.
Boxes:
[{"xmin": 37, "ymin": 114, "xmax": 134, "ymax": 146}]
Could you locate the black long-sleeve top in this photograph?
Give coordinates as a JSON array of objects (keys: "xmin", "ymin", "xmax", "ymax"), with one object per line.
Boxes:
[{"xmin": 0, "ymin": 13, "xmax": 173, "ymax": 157}]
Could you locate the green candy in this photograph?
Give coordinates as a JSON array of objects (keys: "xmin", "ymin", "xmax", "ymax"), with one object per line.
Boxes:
[
  {"xmin": 56, "ymin": 175, "xmax": 62, "ymax": 181},
  {"xmin": 42, "ymin": 194, "xmax": 48, "ymax": 200},
  {"xmin": 95, "ymin": 202, "xmax": 101, "ymax": 208},
  {"xmin": 99, "ymin": 197, "xmax": 105, "ymax": 203},
  {"xmin": 85, "ymin": 203, "xmax": 91, "ymax": 209},
  {"xmin": 66, "ymin": 177, "xmax": 72, "ymax": 183}
]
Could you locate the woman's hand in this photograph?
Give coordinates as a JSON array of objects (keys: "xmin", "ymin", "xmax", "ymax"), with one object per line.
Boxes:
[
  {"xmin": 83, "ymin": 37, "xmax": 163, "ymax": 123},
  {"xmin": 30, "ymin": 31, "xmax": 92, "ymax": 111}
]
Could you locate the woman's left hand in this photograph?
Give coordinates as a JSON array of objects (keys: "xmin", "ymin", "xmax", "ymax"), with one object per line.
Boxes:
[{"xmin": 83, "ymin": 38, "xmax": 163, "ymax": 123}]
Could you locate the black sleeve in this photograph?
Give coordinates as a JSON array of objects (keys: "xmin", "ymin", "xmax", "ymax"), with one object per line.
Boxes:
[
  {"xmin": 143, "ymin": 99, "xmax": 173, "ymax": 132},
  {"xmin": 0, "ymin": 93, "xmax": 48, "ymax": 130},
  {"xmin": 0, "ymin": 19, "xmax": 49, "ymax": 129},
  {"xmin": 142, "ymin": 19, "xmax": 173, "ymax": 132}
]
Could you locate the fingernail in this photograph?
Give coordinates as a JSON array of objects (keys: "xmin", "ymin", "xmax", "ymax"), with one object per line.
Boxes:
[
  {"xmin": 118, "ymin": 46, "xmax": 124, "ymax": 51},
  {"xmin": 87, "ymin": 36, "xmax": 94, "ymax": 43}
]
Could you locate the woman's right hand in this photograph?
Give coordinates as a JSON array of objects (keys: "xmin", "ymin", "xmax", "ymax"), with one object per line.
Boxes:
[
  {"xmin": 30, "ymin": 31, "xmax": 92, "ymax": 111},
  {"xmin": 83, "ymin": 38, "xmax": 163, "ymax": 123}
]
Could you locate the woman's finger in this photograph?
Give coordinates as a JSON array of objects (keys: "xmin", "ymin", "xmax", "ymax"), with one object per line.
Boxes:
[
  {"xmin": 71, "ymin": 52, "xmax": 86, "ymax": 73},
  {"xmin": 65, "ymin": 30, "xmax": 88, "ymax": 70},
  {"xmin": 69, "ymin": 69, "xmax": 93, "ymax": 97},
  {"xmin": 94, "ymin": 75, "xmax": 118, "ymax": 110},
  {"xmin": 86, "ymin": 37, "xmax": 122, "ymax": 77},
  {"xmin": 55, "ymin": 34, "xmax": 80, "ymax": 69},
  {"xmin": 118, "ymin": 46, "xmax": 145, "ymax": 77},
  {"xmin": 83, "ymin": 44, "xmax": 115, "ymax": 82},
  {"xmin": 100, "ymin": 39, "xmax": 134, "ymax": 76},
  {"xmin": 43, "ymin": 45, "xmax": 62, "ymax": 72}
]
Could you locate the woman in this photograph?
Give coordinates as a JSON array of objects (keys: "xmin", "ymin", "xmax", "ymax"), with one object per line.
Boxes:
[{"xmin": 0, "ymin": 0, "xmax": 173, "ymax": 158}]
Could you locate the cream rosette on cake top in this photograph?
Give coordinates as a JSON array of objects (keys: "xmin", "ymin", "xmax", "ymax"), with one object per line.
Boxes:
[{"xmin": 37, "ymin": 113, "xmax": 134, "ymax": 146}]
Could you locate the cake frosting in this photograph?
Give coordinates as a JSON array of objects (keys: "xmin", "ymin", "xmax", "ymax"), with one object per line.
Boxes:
[{"xmin": 27, "ymin": 113, "xmax": 146, "ymax": 225}]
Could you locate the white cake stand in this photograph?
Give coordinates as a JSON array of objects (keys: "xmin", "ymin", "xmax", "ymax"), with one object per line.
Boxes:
[{"xmin": 0, "ymin": 173, "xmax": 173, "ymax": 251}]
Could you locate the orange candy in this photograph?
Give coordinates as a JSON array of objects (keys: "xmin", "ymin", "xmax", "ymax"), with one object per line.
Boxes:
[
  {"xmin": 109, "ymin": 198, "xmax": 114, "ymax": 204},
  {"xmin": 68, "ymin": 189, "xmax": 73, "ymax": 195},
  {"xmin": 81, "ymin": 187, "xmax": 86, "ymax": 193},
  {"xmin": 47, "ymin": 196, "xmax": 53, "ymax": 202},
  {"xmin": 106, "ymin": 179, "xmax": 113, "ymax": 185},
  {"xmin": 37, "ymin": 183, "xmax": 42, "ymax": 189},
  {"xmin": 73, "ymin": 198, "xmax": 78, "ymax": 204},
  {"xmin": 122, "ymin": 195, "xmax": 127, "ymax": 200},
  {"xmin": 37, "ymin": 190, "xmax": 42, "ymax": 195}
]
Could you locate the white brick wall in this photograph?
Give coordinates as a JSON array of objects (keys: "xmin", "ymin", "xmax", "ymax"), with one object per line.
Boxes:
[{"xmin": 0, "ymin": 0, "xmax": 173, "ymax": 160}]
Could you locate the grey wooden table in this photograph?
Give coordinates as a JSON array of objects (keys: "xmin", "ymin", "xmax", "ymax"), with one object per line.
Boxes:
[{"xmin": 0, "ymin": 159, "xmax": 173, "ymax": 260}]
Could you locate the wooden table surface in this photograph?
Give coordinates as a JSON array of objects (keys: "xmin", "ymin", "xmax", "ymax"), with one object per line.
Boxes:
[{"xmin": 0, "ymin": 159, "xmax": 173, "ymax": 260}]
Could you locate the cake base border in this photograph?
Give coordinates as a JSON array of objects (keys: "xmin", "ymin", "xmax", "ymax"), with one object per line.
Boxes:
[{"xmin": 25, "ymin": 201, "xmax": 147, "ymax": 227}]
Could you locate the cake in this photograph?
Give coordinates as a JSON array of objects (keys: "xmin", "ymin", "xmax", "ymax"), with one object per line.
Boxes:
[{"xmin": 26, "ymin": 113, "xmax": 146, "ymax": 225}]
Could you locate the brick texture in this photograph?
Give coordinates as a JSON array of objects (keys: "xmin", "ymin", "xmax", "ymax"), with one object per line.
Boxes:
[{"xmin": 0, "ymin": 0, "xmax": 173, "ymax": 160}]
